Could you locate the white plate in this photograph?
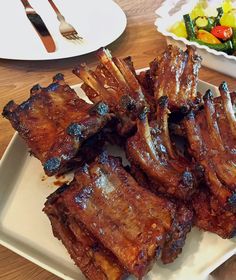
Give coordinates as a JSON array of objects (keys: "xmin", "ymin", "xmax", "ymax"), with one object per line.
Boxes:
[
  {"xmin": 0, "ymin": 0, "xmax": 126, "ymax": 60},
  {"xmin": 0, "ymin": 79, "xmax": 236, "ymax": 280},
  {"xmin": 155, "ymin": 0, "xmax": 236, "ymax": 78}
]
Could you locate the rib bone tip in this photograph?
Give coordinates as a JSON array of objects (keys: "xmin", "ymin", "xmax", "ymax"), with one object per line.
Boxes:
[
  {"xmin": 158, "ymin": 96, "xmax": 168, "ymax": 108},
  {"xmin": 219, "ymin": 81, "xmax": 229, "ymax": 92},
  {"xmin": 53, "ymin": 73, "xmax": 64, "ymax": 82},
  {"xmin": 203, "ymin": 89, "xmax": 214, "ymax": 101}
]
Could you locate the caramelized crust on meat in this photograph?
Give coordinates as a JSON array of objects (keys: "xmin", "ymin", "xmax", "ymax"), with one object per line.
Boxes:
[
  {"xmin": 44, "ymin": 154, "xmax": 193, "ymax": 277},
  {"xmin": 44, "ymin": 184, "xmax": 127, "ymax": 280},
  {"xmin": 184, "ymin": 84, "xmax": 236, "ymax": 211},
  {"xmin": 128, "ymin": 164, "xmax": 194, "ymax": 263},
  {"xmin": 193, "ymin": 188, "xmax": 236, "ymax": 239},
  {"xmin": 73, "ymin": 48, "xmax": 149, "ymax": 135},
  {"xmin": 126, "ymin": 96, "xmax": 197, "ymax": 200},
  {"xmin": 2, "ymin": 74, "xmax": 112, "ymax": 176},
  {"xmin": 121, "ymin": 158, "xmax": 194, "ymax": 264},
  {"xmin": 161, "ymin": 204, "xmax": 193, "ymax": 263},
  {"xmin": 44, "ymin": 154, "xmax": 192, "ymax": 277},
  {"xmin": 152, "ymin": 45, "xmax": 202, "ymax": 112},
  {"xmin": 57, "ymin": 154, "xmax": 179, "ymax": 278},
  {"xmin": 213, "ymin": 91, "xmax": 236, "ymax": 149}
]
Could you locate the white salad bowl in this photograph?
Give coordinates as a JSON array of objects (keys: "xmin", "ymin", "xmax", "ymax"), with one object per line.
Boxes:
[{"xmin": 155, "ymin": 0, "xmax": 236, "ymax": 78}]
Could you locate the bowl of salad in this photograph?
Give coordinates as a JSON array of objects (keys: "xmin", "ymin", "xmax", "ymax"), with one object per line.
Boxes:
[{"xmin": 155, "ymin": 0, "xmax": 236, "ymax": 78}]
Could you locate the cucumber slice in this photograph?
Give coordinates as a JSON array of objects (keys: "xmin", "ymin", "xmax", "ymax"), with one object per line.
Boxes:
[
  {"xmin": 194, "ymin": 16, "xmax": 214, "ymax": 32},
  {"xmin": 195, "ymin": 17, "xmax": 209, "ymax": 28}
]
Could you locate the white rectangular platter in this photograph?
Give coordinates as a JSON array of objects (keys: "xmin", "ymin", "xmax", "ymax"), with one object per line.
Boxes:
[{"xmin": 0, "ymin": 80, "xmax": 236, "ymax": 280}]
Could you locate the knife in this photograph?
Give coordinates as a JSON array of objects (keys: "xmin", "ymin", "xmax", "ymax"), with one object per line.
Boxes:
[{"xmin": 20, "ymin": 0, "xmax": 56, "ymax": 53}]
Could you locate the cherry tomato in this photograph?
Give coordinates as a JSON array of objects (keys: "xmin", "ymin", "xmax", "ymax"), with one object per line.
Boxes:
[{"xmin": 211, "ymin": 26, "xmax": 233, "ymax": 41}]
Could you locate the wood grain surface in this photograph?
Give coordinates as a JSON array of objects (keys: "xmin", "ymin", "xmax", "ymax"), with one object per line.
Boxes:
[{"xmin": 0, "ymin": 0, "xmax": 235, "ymax": 279}]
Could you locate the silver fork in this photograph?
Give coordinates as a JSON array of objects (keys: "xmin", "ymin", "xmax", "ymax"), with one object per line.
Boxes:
[{"xmin": 48, "ymin": 0, "xmax": 83, "ymax": 41}]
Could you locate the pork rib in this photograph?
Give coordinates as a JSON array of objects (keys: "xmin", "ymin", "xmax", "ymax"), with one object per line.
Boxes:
[
  {"xmin": 184, "ymin": 83, "xmax": 236, "ymax": 211},
  {"xmin": 73, "ymin": 48, "xmax": 149, "ymax": 135},
  {"xmin": 44, "ymin": 153, "xmax": 192, "ymax": 278},
  {"xmin": 152, "ymin": 45, "xmax": 202, "ymax": 112},
  {"xmin": 44, "ymin": 184, "xmax": 127, "ymax": 280},
  {"xmin": 126, "ymin": 96, "xmax": 197, "ymax": 200},
  {"xmin": 161, "ymin": 203, "xmax": 193, "ymax": 264},
  {"xmin": 193, "ymin": 188, "xmax": 236, "ymax": 239},
  {"xmin": 2, "ymin": 74, "xmax": 112, "ymax": 176}
]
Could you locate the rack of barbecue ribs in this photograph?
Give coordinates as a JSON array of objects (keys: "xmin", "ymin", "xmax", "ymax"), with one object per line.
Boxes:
[
  {"xmin": 2, "ymin": 73, "xmax": 112, "ymax": 176},
  {"xmin": 182, "ymin": 83, "xmax": 236, "ymax": 238},
  {"xmin": 43, "ymin": 183, "xmax": 127, "ymax": 280},
  {"xmin": 137, "ymin": 45, "xmax": 202, "ymax": 113},
  {"xmin": 154, "ymin": 45, "xmax": 202, "ymax": 112},
  {"xmin": 44, "ymin": 154, "xmax": 193, "ymax": 279},
  {"xmin": 184, "ymin": 82, "xmax": 236, "ymax": 212},
  {"xmin": 126, "ymin": 96, "xmax": 197, "ymax": 200},
  {"xmin": 73, "ymin": 48, "xmax": 150, "ymax": 135}
]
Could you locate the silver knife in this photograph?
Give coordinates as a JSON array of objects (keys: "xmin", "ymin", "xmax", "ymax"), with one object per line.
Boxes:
[{"xmin": 20, "ymin": 0, "xmax": 56, "ymax": 53}]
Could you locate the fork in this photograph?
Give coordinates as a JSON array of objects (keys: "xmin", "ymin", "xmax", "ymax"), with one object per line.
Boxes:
[{"xmin": 48, "ymin": 0, "xmax": 83, "ymax": 41}]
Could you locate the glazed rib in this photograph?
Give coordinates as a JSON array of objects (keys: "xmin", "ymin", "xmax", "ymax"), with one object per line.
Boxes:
[
  {"xmin": 2, "ymin": 74, "xmax": 112, "ymax": 176},
  {"xmin": 152, "ymin": 45, "xmax": 202, "ymax": 112},
  {"xmin": 44, "ymin": 154, "xmax": 193, "ymax": 277},
  {"xmin": 44, "ymin": 184, "xmax": 127, "ymax": 280},
  {"xmin": 215, "ymin": 88, "xmax": 236, "ymax": 148},
  {"xmin": 126, "ymin": 96, "xmax": 197, "ymax": 200},
  {"xmin": 161, "ymin": 204, "xmax": 193, "ymax": 263},
  {"xmin": 73, "ymin": 48, "xmax": 148, "ymax": 135},
  {"xmin": 57, "ymin": 154, "xmax": 178, "ymax": 278},
  {"xmin": 193, "ymin": 188, "xmax": 236, "ymax": 239},
  {"xmin": 184, "ymin": 84, "xmax": 236, "ymax": 211}
]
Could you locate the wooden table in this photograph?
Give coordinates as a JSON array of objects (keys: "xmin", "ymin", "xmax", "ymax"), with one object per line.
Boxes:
[{"xmin": 0, "ymin": 0, "xmax": 235, "ymax": 279}]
